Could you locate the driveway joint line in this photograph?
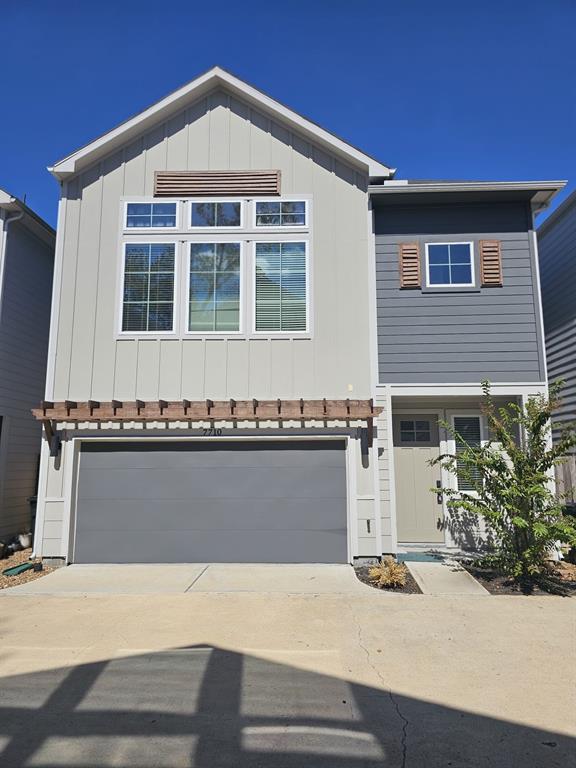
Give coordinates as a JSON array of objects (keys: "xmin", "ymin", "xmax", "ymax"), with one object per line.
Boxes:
[{"xmin": 184, "ymin": 565, "xmax": 210, "ymax": 592}]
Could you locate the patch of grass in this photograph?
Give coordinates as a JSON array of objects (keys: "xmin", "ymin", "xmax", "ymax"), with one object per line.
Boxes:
[{"xmin": 368, "ymin": 557, "xmax": 408, "ymax": 589}]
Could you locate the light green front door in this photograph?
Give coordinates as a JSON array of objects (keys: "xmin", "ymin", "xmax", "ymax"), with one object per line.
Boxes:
[{"xmin": 393, "ymin": 414, "xmax": 444, "ymax": 543}]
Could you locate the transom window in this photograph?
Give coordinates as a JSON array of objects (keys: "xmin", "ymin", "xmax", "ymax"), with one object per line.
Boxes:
[
  {"xmin": 191, "ymin": 201, "xmax": 241, "ymax": 228},
  {"xmin": 426, "ymin": 243, "xmax": 474, "ymax": 287},
  {"xmin": 400, "ymin": 419, "xmax": 432, "ymax": 443},
  {"xmin": 126, "ymin": 202, "xmax": 177, "ymax": 229},
  {"xmin": 122, "ymin": 243, "xmax": 175, "ymax": 332},
  {"xmin": 255, "ymin": 242, "xmax": 307, "ymax": 332},
  {"xmin": 189, "ymin": 243, "xmax": 241, "ymax": 332},
  {"xmin": 453, "ymin": 416, "xmax": 482, "ymax": 490},
  {"xmin": 255, "ymin": 200, "xmax": 306, "ymax": 227}
]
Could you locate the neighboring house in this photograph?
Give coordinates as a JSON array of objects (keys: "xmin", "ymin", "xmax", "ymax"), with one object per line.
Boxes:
[
  {"xmin": 0, "ymin": 189, "xmax": 55, "ymax": 540},
  {"xmin": 537, "ymin": 190, "xmax": 576, "ymax": 505},
  {"xmin": 31, "ymin": 67, "xmax": 563, "ymax": 564}
]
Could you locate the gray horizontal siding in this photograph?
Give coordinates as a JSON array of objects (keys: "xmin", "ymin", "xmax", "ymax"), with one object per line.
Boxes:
[
  {"xmin": 0, "ymin": 221, "xmax": 54, "ymax": 537},
  {"xmin": 538, "ymin": 197, "xmax": 576, "ymax": 457},
  {"xmin": 375, "ymin": 218, "xmax": 545, "ymax": 384}
]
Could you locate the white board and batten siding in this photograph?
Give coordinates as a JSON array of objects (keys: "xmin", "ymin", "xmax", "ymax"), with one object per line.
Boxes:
[
  {"xmin": 39, "ymin": 88, "xmax": 382, "ymax": 560},
  {"xmin": 48, "ymin": 90, "xmax": 372, "ymax": 404}
]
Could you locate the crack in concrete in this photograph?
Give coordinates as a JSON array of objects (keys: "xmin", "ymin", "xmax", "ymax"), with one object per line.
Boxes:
[{"xmin": 354, "ymin": 614, "xmax": 410, "ymax": 768}]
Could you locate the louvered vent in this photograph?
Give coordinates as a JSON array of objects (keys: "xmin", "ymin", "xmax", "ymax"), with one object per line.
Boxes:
[
  {"xmin": 398, "ymin": 242, "xmax": 421, "ymax": 288},
  {"xmin": 480, "ymin": 240, "xmax": 503, "ymax": 286},
  {"xmin": 154, "ymin": 170, "xmax": 281, "ymax": 197}
]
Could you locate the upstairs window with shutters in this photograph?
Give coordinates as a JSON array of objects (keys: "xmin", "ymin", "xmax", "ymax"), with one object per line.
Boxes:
[
  {"xmin": 426, "ymin": 242, "xmax": 474, "ymax": 287},
  {"xmin": 255, "ymin": 242, "xmax": 308, "ymax": 332}
]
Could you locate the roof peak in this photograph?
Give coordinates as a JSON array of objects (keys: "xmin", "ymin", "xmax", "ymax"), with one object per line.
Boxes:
[{"xmin": 49, "ymin": 67, "xmax": 394, "ymax": 180}]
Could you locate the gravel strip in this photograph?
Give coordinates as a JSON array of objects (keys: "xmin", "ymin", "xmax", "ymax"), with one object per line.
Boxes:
[{"xmin": 0, "ymin": 548, "xmax": 54, "ymax": 590}]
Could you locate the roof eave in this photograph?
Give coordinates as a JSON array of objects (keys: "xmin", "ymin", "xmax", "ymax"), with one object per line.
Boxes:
[
  {"xmin": 50, "ymin": 67, "xmax": 394, "ymax": 181},
  {"xmin": 368, "ymin": 180, "xmax": 567, "ymax": 213}
]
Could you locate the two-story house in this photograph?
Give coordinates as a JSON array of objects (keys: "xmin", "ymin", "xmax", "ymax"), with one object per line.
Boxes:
[
  {"xmin": 0, "ymin": 188, "xmax": 54, "ymax": 541},
  {"xmin": 31, "ymin": 67, "xmax": 563, "ymax": 564}
]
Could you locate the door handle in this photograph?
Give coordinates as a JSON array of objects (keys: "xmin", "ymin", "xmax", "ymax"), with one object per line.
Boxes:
[{"xmin": 436, "ymin": 480, "xmax": 443, "ymax": 505}]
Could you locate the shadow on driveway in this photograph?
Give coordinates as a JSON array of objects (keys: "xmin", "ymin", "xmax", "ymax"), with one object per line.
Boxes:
[{"xmin": 0, "ymin": 644, "xmax": 571, "ymax": 767}]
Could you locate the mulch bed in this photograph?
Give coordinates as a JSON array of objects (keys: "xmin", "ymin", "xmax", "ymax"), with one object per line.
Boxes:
[
  {"xmin": 462, "ymin": 560, "xmax": 576, "ymax": 596},
  {"xmin": 0, "ymin": 548, "xmax": 54, "ymax": 590},
  {"xmin": 354, "ymin": 565, "xmax": 422, "ymax": 594}
]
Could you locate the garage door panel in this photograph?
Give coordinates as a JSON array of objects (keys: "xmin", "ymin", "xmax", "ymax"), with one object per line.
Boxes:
[
  {"xmin": 74, "ymin": 530, "xmax": 346, "ymax": 564},
  {"xmin": 74, "ymin": 440, "xmax": 348, "ymax": 563},
  {"xmin": 80, "ymin": 441, "xmax": 345, "ymax": 469},
  {"xmin": 75, "ymin": 498, "xmax": 347, "ymax": 533},
  {"xmin": 78, "ymin": 466, "xmax": 346, "ymax": 502}
]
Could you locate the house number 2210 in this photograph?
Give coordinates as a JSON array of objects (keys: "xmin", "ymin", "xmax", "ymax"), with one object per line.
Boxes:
[{"xmin": 201, "ymin": 428, "xmax": 222, "ymax": 437}]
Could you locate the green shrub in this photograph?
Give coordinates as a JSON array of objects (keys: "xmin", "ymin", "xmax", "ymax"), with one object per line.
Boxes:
[{"xmin": 432, "ymin": 381, "xmax": 576, "ymax": 583}]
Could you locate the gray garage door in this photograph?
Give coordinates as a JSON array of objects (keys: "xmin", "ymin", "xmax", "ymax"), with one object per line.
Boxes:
[{"xmin": 73, "ymin": 440, "xmax": 348, "ymax": 563}]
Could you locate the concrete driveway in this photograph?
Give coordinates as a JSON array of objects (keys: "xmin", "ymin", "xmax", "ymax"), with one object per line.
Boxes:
[
  {"xmin": 0, "ymin": 583, "xmax": 574, "ymax": 767},
  {"xmin": 1, "ymin": 563, "xmax": 368, "ymax": 595}
]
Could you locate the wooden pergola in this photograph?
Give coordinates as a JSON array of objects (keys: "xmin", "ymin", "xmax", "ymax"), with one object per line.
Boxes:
[{"xmin": 33, "ymin": 398, "xmax": 382, "ymax": 446}]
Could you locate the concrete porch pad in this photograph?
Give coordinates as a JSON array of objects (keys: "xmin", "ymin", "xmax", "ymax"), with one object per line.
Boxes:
[
  {"xmin": 2, "ymin": 563, "xmax": 368, "ymax": 596},
  {"xmin": 407, "ymin": 559, "xmax": 489, "ymax": 595}
]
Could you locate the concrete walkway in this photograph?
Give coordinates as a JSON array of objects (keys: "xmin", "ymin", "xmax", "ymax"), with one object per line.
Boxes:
[
  {"xmin": 1, "ymin": 563, "xmax": 369, "ymax": 596},
  {"xmin": 0, "ymin": 588, "xmax": 573, "ymax": 767},
  {"xmin": 406, "ymin": 558, "xmax": 489, "ymax": 595}
]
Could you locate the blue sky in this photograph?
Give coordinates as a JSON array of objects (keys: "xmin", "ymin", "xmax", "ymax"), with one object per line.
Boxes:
[{"xmin": 2, "ymin": 0, "xmax": 574, "ymax": 227}]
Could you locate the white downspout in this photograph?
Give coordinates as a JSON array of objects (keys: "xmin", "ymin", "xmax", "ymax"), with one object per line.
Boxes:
[{"xmin": 0, "ymin": 207, "xmax": 24, "ymax": 320}]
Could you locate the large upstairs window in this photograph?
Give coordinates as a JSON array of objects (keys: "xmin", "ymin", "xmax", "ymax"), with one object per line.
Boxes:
[{"xmin": 119, "ymin": 197, "xmax": 311, "ymax": 337}]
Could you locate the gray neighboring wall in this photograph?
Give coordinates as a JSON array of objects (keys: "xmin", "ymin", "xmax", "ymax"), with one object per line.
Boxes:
[
  {"xmin": 537, "ymin": 191, "xmax": 576, "ymax": 481},
  {"xmin": 373, "ymin": 198, "xmax": 547, "ymax": 384},
  {"xmin": 0, "ymin": 197, "xmax": 54, "ymax": 538}
]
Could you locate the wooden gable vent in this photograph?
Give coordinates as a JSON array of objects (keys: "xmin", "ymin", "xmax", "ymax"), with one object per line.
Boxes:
[
  {"xmin": 398, "ymin": 242, "xmax": 421, "ymax": 288},
  {"xmin": 480, "ymin": 240, "xmax": 503, "ymax": 286},
  {"xmin": 154, "ymin": 170, "xmax": 281, "ymax": 197}
]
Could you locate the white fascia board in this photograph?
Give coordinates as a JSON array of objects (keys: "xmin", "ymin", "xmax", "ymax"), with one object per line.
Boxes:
[
  {"xmin": 50, "ymin": 67, "xmax": 394, "ymax": 179},
  {"xmin": 378, "ymin": 382, "xmax": 548, "ymax": 397}
]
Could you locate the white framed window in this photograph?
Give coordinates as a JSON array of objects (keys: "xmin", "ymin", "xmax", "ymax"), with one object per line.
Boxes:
[
  {"xmin": 425, "ymin": 242, "xmax": 474, "ymax": 287},
  {"xmin": 254, "ymin": 241, "xmax": 308, "ymax": 333},
  {"xmin": 452, "ymin": 414, "xmax": 484, "ymax": 491},
  {"xmin": 124, "ymin": 201, "xmax": 178, "ymax": 230},
  {"xmin": 254, "ymin": 199, "xmax": 307, "ymax": 228},
  {"xmin": 399, "ymin": 419, "xmax": 432, "ymax": 443},
  {"xmin": 187, "ymin": 242, "xmax": 242, "ymax": 333},
  {"xmin": 190, "ymin": 200, "xmax": 243, "ymax": 228},
  {"xmin": 120, "ymin": 242, "xmax": 177, "ymax": 333}
]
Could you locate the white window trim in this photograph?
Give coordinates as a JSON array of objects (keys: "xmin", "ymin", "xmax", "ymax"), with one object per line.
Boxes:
[
  {"xmin": 448, "ymin": 412, "xmax": 486, "ymax": 494},
  {"xmin": 184, "ymin": 240, "xmax": 244, "ymax": 336},
  {"xmin": 425, "ymin": 241, "xmax": 475, "ymax": 288},
  {"xmin": 188, "ymin": 198, "xmax": 244, "ymax": 231},
  {"xmin": 253, "ymin": 197, "xmax": 309, "ymax": 230},
  {"xmin": 252, "ymin": 239, "xmax": 310, "ymax": 336},
  {"xmin": 118, "ymin": 240, "xmax": 179, "ymax": 337},
  {"xmin": 123, "ymin": 200, "xmax": 180, "ymax": 232}
]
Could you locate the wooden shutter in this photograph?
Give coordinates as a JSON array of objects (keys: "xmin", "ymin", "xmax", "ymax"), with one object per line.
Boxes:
[
  {"xmin": 479, "ymin": 240, "xmax": 503, "ymax": 286},
  {"xmin": 398, "ymin": 242, "xmax": 421, "ymax": 288},
  {"xmin": 154, "ymin": 170, "xmax": 281, "ymax": 197}
]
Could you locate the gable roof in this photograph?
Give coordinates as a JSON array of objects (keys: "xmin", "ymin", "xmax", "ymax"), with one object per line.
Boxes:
[
  {"xmin": 0, "ymin": 187, "xmax": 55, "ymax": 246},
  {"xmin": 49, "ymin": 66, "xmax": 394, "ymax": 181}
]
